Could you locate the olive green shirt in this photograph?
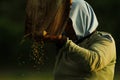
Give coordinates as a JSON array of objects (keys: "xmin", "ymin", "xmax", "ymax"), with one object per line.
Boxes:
[{"xmin": 54, "ymin": 31, "xmax": 116, "ymax": 80}]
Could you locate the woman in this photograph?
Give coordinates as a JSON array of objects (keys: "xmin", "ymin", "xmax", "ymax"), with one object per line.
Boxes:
[{"xmin": 43, "ymin": 0, "xmax": 116, "ymax": 80}]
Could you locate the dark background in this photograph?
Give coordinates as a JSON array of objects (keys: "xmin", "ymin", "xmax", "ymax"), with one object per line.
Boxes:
[{"xmin": 0, "ymin": 0, "xmax": 120, "ymax": 79}]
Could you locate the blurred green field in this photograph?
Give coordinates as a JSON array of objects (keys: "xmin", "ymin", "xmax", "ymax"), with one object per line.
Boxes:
[
  {"xmin": 0, "ymin": 70, "xmax": 120, "ymax": 80},
  {"xmin": 0, "ymin": 71, "xmax": 53, "ymax": 80}
]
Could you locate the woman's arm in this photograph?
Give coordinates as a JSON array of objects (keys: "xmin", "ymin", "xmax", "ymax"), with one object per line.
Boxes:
[{"xmin": 64, "ymin": 35, "xmax": 116, "ymax": 71}]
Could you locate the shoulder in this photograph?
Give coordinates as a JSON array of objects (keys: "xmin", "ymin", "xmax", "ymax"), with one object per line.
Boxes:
[{"xmin": 93, "ymin": 31, "xmax": 115, "ymax": 43}]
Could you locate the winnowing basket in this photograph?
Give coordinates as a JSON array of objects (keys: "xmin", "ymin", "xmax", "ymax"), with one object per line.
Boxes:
[{"xmin": 25, "ymin": 0, "xmax": 70, "ymax": 38}]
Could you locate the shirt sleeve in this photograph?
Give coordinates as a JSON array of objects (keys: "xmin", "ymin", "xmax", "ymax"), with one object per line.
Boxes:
[{"xmin": 64, "ymin": 36, "xmax": 116, "ymax": 71}]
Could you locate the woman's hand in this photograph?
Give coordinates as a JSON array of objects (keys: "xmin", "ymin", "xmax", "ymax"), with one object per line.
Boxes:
[
  {"xmin": 43, "ymin": 30, "xmax": 63, "ymax": 42},
  {"xmin": 42, "ymin": 30, "xmax": 67, "ymax": 48}
]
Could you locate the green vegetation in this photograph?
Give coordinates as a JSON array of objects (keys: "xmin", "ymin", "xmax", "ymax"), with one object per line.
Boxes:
[{"xmin": 0, "ymin": 71, "xmax": 53, "ymax": 80}]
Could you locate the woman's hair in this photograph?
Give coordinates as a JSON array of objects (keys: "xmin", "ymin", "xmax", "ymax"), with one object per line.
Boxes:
[{"xmin": 25, "ymin": 0, "xmax": 70, "ymax": 39}]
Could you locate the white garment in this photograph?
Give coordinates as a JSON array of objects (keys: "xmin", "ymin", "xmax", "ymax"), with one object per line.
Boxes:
[{"xmin": 69, "ymin": 0, "xmax": 98, "ymax": 39}]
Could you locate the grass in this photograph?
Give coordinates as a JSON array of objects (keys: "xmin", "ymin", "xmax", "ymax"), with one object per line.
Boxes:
[
  {"xmin": 0, "ymin": 70, "xmax": 53, "ymax": 80},
  {"xmin": 0, "ymin": 69, "xmax": 120, "ymax": 80}
]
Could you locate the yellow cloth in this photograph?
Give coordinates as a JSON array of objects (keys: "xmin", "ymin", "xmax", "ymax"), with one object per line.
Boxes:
[{"xmin": 54, "ymin": 31, "xmax": 116, "ymax": 80}]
